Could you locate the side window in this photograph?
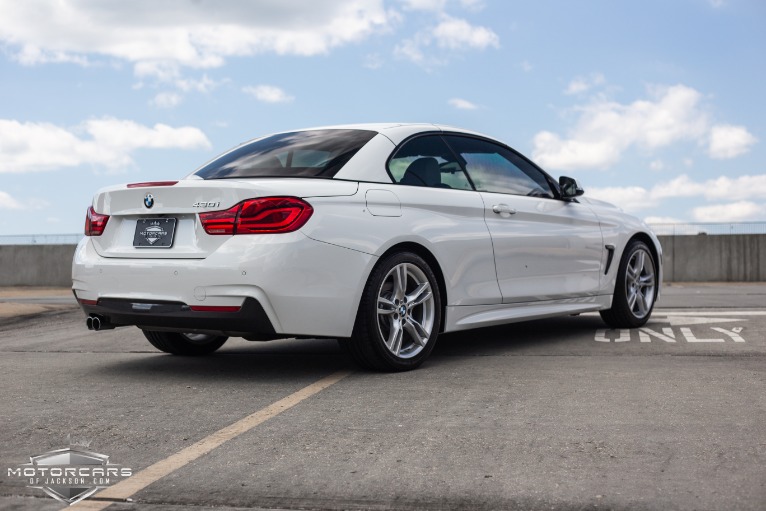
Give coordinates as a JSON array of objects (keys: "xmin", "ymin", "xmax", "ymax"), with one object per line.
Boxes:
[
  {"xmin": 443, "ymin": 136, "xmax": 554, "ymax": 198},
  {"xmin": 388, "ymin": 135, "xmax": 473, "ymax": 190}
]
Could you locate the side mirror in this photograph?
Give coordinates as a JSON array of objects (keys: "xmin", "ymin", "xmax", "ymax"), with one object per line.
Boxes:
[{"xmin": 559, "ymin": 176, "xmax": 584, "ymax": 199}]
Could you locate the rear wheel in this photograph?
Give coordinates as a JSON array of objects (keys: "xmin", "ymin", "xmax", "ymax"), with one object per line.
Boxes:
[
  {"xmin": 142, "ymin": 330, "xmax": 228, "ymax": 355},
  {"xmin": 600, "ymin": 240, "xmax": 657, "ymax": 328},
  {"xmin": 343, "ymin": 252, "xmax": 441, "ymax": 372}
]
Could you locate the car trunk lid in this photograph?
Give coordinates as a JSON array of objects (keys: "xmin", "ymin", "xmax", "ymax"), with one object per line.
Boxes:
[{"xmin": 90, "ymin": 178, "xmax": 358, "ymax": 259}]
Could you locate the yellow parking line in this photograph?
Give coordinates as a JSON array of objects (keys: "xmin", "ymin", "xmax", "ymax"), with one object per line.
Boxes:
[{"xmin": 71, "ymin": 370, "xmax": 352, "ymax": 510}]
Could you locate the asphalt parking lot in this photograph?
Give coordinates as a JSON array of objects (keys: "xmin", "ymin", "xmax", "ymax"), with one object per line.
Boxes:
[{"xmin": 1, "ymin": 283, "xmax": 765, "ymax": 510}]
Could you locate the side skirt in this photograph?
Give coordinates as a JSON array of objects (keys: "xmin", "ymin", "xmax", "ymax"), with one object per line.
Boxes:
[{"xmin": 444, "ymin": 295, "xmax": 613, "ymax": 333}]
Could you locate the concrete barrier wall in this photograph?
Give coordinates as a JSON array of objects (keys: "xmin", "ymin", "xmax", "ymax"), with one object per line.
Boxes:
[
  {"xmin": 0, "ymin": 244, "xmax": 77, "ymax": 287},
  {"xmin": 658, "ymin": 234, "xmax": 765, "ymax": 282},
  {"xmin": 0, "ymin": 235, "xmax": 764, "ymax": 286}
]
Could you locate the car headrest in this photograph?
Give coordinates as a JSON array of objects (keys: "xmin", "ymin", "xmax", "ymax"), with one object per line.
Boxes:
[{"xmin": 401, "ymin": 157, "xmax": 441, "ymax": 187}]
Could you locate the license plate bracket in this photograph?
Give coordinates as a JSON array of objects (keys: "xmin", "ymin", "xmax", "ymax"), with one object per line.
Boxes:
[{"xmin": 133, "ymin": 218, "xmax": 177, "ymax": 248}]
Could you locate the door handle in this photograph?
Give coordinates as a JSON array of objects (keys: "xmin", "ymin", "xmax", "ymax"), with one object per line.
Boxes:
[{"xmin": 492, "ymin": 204, "xmax": 516, "ymax": 215}]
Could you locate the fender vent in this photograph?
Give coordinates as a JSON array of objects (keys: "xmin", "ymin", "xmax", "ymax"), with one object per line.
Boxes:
[{"xmin": 604, "ymin": 244, "xmax": 616, "ymax": 275}]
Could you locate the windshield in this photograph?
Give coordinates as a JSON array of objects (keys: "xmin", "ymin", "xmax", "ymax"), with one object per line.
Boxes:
[{"xmin": 194, "ymin": 129, "xmax": 377, "ymax": 179}]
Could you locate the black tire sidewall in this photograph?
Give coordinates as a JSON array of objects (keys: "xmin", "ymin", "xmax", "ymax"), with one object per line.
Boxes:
[
  {"xmin": 143, "ymin": 330, "xmax": 228, "ymax": 355},
  {"xmin": 610, "ymin": 240, "xmax": 657, "ymax": 327}
]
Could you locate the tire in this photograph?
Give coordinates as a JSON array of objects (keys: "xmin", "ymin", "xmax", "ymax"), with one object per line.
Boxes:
[
  {"xmin": 600, "ymin": 240, "xmax": 658, "ymax": 328},
  {"xmin": 142, "ymin": 330, "xmax": 228, "ymax": 356},
  {"xmin": 343, "ymin": 252, "xmax": 442, "ymax": 372}
]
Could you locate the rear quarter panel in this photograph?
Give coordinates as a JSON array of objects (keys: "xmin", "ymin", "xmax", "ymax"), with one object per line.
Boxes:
[{"xmin": 301, "ymin": 182, "xmax": 502, "ymax": 308}]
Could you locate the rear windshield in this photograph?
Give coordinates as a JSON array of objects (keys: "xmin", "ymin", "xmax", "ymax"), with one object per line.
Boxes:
[{"xmin": 194, "ymin": 129, "xmax": 377, "ymax": 179}]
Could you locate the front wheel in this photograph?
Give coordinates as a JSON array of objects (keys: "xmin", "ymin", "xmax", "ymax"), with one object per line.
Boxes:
[
  {"xmin": 142, "ymin": 330, "xmax": 228, "ymax": 355},
  {"xmin": 600, "ymin": 240, "xmax": 658, "ymax": 328},
  {"xmin": 343, "ymin": 252, "xmax": 442, "ymax": 372}
]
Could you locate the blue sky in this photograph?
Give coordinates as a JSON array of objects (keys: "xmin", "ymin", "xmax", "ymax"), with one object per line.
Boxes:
[{"xmin": 1, "ymin": 0, "xmax": 764, "ymax": 235}]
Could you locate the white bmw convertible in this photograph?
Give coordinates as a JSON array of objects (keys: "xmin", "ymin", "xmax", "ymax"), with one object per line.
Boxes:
[{"xmin": 73, "ymin": 123, "xmax": 661, "ymax": 371}]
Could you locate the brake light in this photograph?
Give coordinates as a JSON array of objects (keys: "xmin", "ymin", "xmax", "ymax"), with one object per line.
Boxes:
[
  {"xmin": 85, "ymin": 206, "xmax": 109, "ymax": 236},
  {"xmin": 199, "ymin": 197, "xmax": 313, "ymax": 235},
  {"xmin": 127, "ymin": 181, "xmax": 178, "ymax": 188}
]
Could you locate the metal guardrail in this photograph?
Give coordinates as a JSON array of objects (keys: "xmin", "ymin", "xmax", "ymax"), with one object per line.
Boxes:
[
  {"xmin": 0, "ymin": 234, "xmax": 83, "ymax": 245},
  {"xmin": 648, "ymin": 222, "xmax": 766, "ymax": 236}
]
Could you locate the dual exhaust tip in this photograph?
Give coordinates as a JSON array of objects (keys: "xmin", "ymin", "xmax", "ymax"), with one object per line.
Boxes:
[{"xmin": 86, "ymin": 314, "xmax": 115, "ymax": 331}]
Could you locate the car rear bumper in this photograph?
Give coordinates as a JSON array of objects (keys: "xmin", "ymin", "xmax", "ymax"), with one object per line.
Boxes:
[{"xmin": 72, "ymin": 233, "xmax": 375, "ymax": 338}]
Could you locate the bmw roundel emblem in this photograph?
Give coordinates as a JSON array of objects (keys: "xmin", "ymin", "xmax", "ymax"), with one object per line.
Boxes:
[{"xmin": 144, "ymin": 193, "xmax": 154, "ymax": 209}]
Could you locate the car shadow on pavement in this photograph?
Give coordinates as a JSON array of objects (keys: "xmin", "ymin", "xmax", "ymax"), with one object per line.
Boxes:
[
  {"xmin": 433, "ymin": 313, "xmax": 605, "ymax": 358},
  {"xmin": 91, "ymin": 338, "xmax": 354, "ymax": 383},
  {"xmin": 90, "ymin": 314, "xmax": 604, "ymax": 379}
]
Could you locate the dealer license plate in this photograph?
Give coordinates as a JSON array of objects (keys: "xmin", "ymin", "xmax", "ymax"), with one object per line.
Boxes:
[{"xmin": 133, "ymin": 218, "xmax": 177, "ymax": 248}]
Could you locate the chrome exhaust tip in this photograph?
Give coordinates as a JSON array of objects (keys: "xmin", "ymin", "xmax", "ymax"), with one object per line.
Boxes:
[{"xmin": 86, "ymin": 314, "xmax": 115, "ymax": 331}]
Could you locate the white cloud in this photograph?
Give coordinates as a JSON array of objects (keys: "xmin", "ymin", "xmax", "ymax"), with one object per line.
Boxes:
[
  {"xmin": 364, "ymin": 53, "xmax": 384, "ymax": 69},
  {"xmin": 692, "ymin": 201, "xmax": 766, "ymax": 222},
  {"xmin": 135, "ymin": 67, "xmax": 225, "ymax": 105},
  {"xmin": 13, "ymin": 45, "xmax": 90, "ymax": 66},
  {"xmin": 651, "ymin": 174, "xmax": 766, "ymax": 202},
  {"xmin": 709, "ymin": 0, "xmax": 726, "ymax": 7},
  {"xmin": 587, "ymin": 186, "xmax": 658, "ymax": 212},
  {"xmin": 0, "ymin": 190, "xmax": 24, "ymax": 209},
  {"xmin": 175, "ymin": 74, "xmax": 224, "ymax": 94},
  {"xmin": 533, "ymin": 84, "xmax": 755, "ymax": 171},
  {"xmin": 448, "ymin": 98, "xmax": 478, "ymax": 110},
  {"xmin": 395, "ymin": 14, "xmax": 498, "ymax": 67},
  {"xmin": 394, "ymin": 36, "xmax": 430, "ymax": 65},
  {"xmin": 0, "ymin": 118, "xmax": 211, "ymax": 173},
  {"xmin": 400, "ymin": 0, "xmax": 447, "ymax": 10},
  {"xmin": 151, "ymin": 92, "xmax": 183, "ymax": 109},
  {"xmin": 0, "ymin": 0, "xmax": 394, "ymax": 72},
  {"xmin": 701, "ymin": 174, "xmax": 766, "ymax": 200},
  {"xmin": 0, "ymin": 191, "xmax": 47, "ymax": 210},
  {"xmin": 431, "ymin": 15, "xmax": 499, "ymax": 50},
  {"xmin": 587, "ymin": 174, "xmax": 766, "ymax": 214},
  {"xmin": 649, "ymin": 159, "xmax": 664, "ymax": 171},
  {"xmin": 242, "ymin": 85, "xmax": 295, "ymax": 104},
  {"xmin": 400, "ymin": 0, "xmax": 483, "ymax": 11},
  {"xmin": 458, "ymin": 0, "xmax": 485, "ymax": 11},
  {"xmin": 520, "ymin": 60, "xmax": 532, "ymax": 72},
  {"xmin": 564, "ymin": 73, "xmax": 605, "ymax": 95},
  {"xmin": 644, "ymin": 216, "xmax": 685, "ymax": 225},
  {"xmin": 708, "ymin": 124, "xmax": 757, "ymax": 159}
]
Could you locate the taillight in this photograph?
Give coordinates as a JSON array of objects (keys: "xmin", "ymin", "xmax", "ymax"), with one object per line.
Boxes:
[
  {"xmin": 199, "ymin": 197, "xmax": 313, "ymax": 235},
  {"xmin": 198, "ymin": 204, "xmax": 239, "ymax": 235},
  {"xmin": 85, "ymin": 206, "xmax": 109, "ymax": 236}
]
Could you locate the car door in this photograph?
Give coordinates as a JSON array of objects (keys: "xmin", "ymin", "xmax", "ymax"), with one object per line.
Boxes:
[
  {"xmin": 442, "ymin": 135, "xmax": 604, "ymax": 303},
  {"xmin": 384, "ymin": 134, "xmax": 503, "ymax": 306}
]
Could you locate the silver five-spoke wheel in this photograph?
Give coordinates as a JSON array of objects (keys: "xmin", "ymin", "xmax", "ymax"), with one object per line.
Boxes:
[
  {"xmin": 344, "ymin": 252, "xmax": 442, "ymax": 371},
  {"xmin": 376, "ymin": 262, "xmax": 436, "ymax": 358},
  {"xmin": 625, "ymin": 247, "xmax": 656, "ymax": 319}
]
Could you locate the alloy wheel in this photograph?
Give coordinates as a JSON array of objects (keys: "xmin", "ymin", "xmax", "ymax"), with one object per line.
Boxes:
[
  {"xmin": 625, "ymin": 247, "xmax": 656, "ymax": 319},
  {"xmin": 375, "ymin": 262, "xmax": 436, "ymax": 358}
]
